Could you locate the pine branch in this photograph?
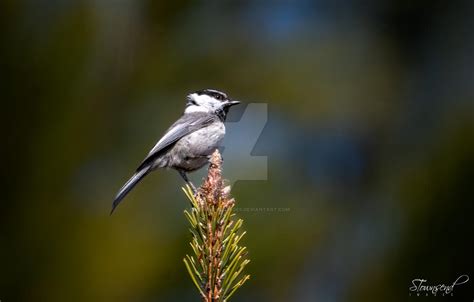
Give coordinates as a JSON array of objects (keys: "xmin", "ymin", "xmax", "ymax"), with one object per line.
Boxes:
[{"xmin": 183, "ymin": 150, "xmax": 250, "ymax": 302}]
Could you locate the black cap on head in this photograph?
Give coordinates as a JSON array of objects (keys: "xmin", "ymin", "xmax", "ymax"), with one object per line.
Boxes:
[{"xmin": 195, "ymin": 89, "xmax": 228, "ymax": 101}]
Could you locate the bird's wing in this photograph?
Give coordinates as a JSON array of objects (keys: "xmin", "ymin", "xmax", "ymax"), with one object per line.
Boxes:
[{"xmin": 136, "ymin": 112, "xmax": 216, "ymax": 171}]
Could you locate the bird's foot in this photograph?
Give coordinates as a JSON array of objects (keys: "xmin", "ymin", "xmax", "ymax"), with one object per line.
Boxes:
[{"xmin": 178, "ymin": 170, "xmax": 198, "ymax": 195}]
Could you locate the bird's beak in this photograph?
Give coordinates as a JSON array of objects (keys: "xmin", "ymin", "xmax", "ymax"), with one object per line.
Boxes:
[{"xmin": 226, "ymin": 100, "xmax": 240, "ymax": 107}]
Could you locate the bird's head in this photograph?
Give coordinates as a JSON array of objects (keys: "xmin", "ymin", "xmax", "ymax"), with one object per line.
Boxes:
[{"xmin": 185, "ymin": 89, "xmax": 240, "ymax": 118}]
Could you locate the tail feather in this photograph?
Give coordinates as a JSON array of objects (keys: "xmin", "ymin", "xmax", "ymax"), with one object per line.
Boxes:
[{"xmin": 111, "ymin": 167, "xmax": 150, "ymax": 215}]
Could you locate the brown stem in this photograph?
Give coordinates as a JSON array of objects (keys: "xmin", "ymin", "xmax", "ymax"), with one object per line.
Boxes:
[{"xmin": 198, "ymin": 150, "xmax": 226, "ymax": 302}]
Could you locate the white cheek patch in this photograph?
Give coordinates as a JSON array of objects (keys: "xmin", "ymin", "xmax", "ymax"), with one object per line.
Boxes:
[
  {"xmin": 185, "ymin": 93, "xmax": 221, "ymax": 113},
  {"xmin": 194, "ymin": 94, "xmax": 216, "ymax": 105},
  {"xmin": 185, "ymin": 105, "xmax": 209, "ymax": 113}
]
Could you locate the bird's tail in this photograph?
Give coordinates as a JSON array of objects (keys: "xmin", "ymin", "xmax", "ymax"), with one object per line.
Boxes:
[{"xmin": 111, "ymin": 167, "xmax": 150, "ymax": 215}]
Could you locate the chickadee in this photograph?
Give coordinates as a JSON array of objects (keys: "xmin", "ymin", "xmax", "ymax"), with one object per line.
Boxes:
[{"xmin": 111, "ymin": 89, "xmax": 240, "ymax": 214}]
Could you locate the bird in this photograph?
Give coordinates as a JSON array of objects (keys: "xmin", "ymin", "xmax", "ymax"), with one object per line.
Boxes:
[{"xmin": 111, "ymin": 89, "xmax": 240, "ymax": 214}]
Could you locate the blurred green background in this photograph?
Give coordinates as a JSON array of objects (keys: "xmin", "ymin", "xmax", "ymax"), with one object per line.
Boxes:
[{"xmin": 2, "ymin": 1, "xmax": 473, "ymax": 301}]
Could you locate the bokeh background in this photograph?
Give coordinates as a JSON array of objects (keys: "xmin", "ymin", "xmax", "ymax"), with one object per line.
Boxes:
[{"xmin": 2, "ymin": 1, "xmax": 474, "ymax": 301}]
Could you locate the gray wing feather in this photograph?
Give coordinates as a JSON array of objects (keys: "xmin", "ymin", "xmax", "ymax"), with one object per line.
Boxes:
[{"xmin": 136, "ymin": 113, "xmax": 216, "ymax": 171}]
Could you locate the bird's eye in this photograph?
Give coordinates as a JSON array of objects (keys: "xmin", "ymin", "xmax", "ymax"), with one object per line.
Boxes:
[{"xmin": 214, "ymin": 94, "xmax": 223, "ymax": 100}]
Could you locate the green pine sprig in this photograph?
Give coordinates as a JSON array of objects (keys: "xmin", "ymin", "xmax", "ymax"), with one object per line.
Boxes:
[{"xmin": 183, "ymin": 150, "xmax": 250, "ymax": 302}]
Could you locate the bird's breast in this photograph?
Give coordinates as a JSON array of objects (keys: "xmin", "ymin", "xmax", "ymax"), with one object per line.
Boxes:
[
  {"xmin": 166, "ymin": 122, "xmax": 225, "ymax": 171},
  {"xmin": 182, "ymin": 122, "xmax": 225, "ymax": 153}
]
